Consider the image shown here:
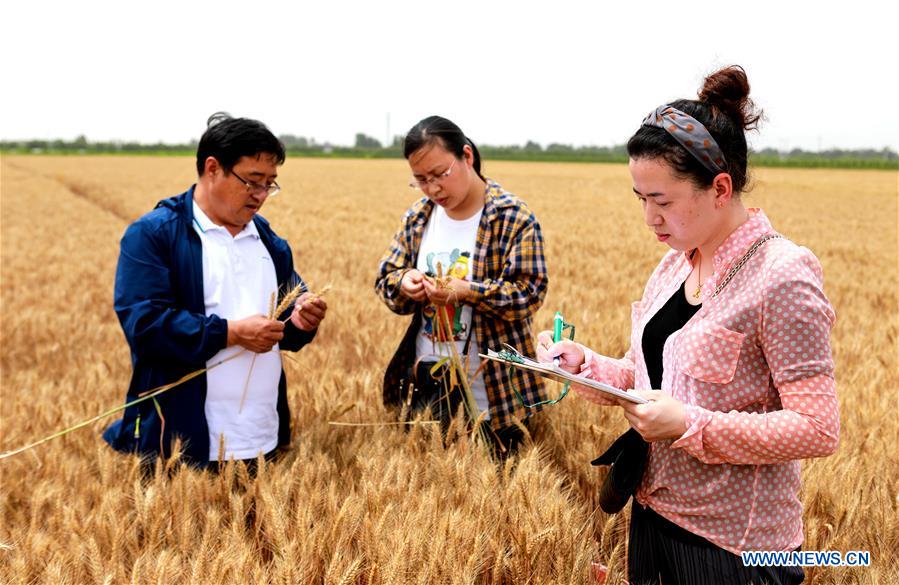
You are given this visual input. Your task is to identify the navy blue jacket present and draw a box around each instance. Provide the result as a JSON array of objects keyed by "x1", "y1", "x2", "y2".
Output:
[{"x1": 103, "y1": 186, "x2": 316, "y2": 465}]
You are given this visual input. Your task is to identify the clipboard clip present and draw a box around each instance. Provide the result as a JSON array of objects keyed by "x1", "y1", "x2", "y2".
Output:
[
  {"x1": 499, "y1": 343, "x2": 526, "y2": 364},
  {"x1": 507, "y1": 318, "x2": 577, "y2": 409}
]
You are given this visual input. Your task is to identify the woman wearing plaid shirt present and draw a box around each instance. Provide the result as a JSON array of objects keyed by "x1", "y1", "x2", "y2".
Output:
[
  {"x1": 375, "y1": 115, "x2": 548, "y2": 456},
  {"x1": 539, "y1": 67, "x2": 838, "y2": 584}
]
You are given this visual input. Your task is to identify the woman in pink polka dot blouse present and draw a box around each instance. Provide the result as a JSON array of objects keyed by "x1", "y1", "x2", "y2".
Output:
[{"x1": 538, "y1": 66, "x2": 838, "y2": 585}]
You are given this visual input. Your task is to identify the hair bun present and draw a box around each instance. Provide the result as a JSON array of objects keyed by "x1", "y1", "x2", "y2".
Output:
[
  {"x1": 206, "y1": 111, "x2": 233, "y2": 128},
  {"x1": 699, "y1": 66, "x2": 761, "y2": 131}
]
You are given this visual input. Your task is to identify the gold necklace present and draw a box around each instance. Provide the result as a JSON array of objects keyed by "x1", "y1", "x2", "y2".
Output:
[{"x1": 693, "y1": 252, "x2": 703, "y2": 299}]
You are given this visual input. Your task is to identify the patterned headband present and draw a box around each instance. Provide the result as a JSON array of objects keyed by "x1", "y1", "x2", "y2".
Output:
[{"x1": 641, "y1": 105, "x2": 727, "y2": 174}]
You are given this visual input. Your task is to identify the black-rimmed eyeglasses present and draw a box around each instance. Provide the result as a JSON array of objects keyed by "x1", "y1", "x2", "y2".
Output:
[{"x1": 231, "y1": 170, "x2": 281, "y2": 197}]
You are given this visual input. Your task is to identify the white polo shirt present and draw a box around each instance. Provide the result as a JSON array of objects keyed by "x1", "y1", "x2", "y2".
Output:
[{"x1": 192, "y1": 201, "x2": 282, "y2": 461}]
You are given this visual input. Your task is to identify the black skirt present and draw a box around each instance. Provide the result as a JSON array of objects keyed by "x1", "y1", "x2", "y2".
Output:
[{"x1": 628, "y1": 503, "x2": 805, "y2": 585}]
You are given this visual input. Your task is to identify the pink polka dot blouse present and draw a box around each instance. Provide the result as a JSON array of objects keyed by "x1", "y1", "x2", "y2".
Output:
[{"x1": 579, "y1": 208, "x2": 839, "y2": 554}]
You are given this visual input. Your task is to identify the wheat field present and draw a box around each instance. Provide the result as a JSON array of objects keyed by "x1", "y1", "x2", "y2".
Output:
[{"x1": 0, "y1": 155, "x2": 896, "y2": 584}]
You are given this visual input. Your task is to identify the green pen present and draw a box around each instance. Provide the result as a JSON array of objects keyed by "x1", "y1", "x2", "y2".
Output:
[{"x1": 553, "y1": 311, "x2": 564, "y2": 368}]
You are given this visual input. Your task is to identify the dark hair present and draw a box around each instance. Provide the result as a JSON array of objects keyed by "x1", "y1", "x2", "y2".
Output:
[
  {"x1": 627, "y1": 66, "x2": 762, "y2": 193},
  {"x1": 403, "y1": 115, "x2": 485, "y2": 181},
  {"x1": 195, "y1": 112, "x2": 286, "y2": 176}
]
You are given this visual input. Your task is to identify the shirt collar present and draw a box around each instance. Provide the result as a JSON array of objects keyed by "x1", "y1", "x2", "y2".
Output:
[
  {"x1": 192, "y1": 200, "x2": 260, "y2": 240},
  {"x1": 482, "y1": 178, "x2": 515, "y2": 222},
  {"x1": 708, "y1": 208, "x2": 776, "y2": 271},
  {"x1": 680, "y1": 208, "x2": 776, "y2": 303}
]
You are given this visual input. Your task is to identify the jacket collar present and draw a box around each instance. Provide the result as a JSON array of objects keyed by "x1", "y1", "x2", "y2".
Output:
[{"x1": 185, "y1": 184, "x2": 197, "y2": 226}]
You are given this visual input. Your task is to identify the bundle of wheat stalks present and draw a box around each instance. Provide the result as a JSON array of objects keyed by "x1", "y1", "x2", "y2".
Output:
[{"x1": 1, "y1": 157, "x2": 896, "y2": 584}]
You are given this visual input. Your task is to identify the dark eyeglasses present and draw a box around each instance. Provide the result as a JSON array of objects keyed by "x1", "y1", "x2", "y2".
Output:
[{"x1": 230, "y1": 170, "x2": 281, "y2": 197}]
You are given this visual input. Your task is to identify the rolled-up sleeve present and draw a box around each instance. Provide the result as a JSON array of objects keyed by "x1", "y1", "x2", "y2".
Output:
[
  {"x1": 671, "y1": 250, "x2": 839, "y2": 465},
  {"x1": 577, "y1": 345, "x2": 636, "y2": 393}
]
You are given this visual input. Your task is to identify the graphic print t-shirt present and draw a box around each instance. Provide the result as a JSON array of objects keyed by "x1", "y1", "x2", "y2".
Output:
[{"x1": 414, "y1": 205, "x2": 489, "y2": 419}]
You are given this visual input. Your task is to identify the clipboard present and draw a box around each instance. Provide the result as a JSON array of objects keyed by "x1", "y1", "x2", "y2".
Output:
[{"x1": 480, "y1": 349, "x2": 649, "y2": 405}]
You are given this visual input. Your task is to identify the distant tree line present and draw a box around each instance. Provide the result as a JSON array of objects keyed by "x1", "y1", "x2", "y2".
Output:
[{"x1": 2, "y1": 133, "x2": 896, "y2": 170}]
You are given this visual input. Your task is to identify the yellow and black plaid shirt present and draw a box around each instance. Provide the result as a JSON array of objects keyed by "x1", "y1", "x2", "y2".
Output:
[{"x1": 375, "y1": 180, "x2": 548, "y2": 429}]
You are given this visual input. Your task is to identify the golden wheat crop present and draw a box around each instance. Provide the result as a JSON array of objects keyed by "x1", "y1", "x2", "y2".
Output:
[{"x1": 1, "y1": 155, "x2": 896, "y2": 584}]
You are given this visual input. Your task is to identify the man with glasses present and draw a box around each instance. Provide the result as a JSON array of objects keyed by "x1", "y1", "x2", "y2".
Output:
[{"x1": 103, "y1": 113, "x2": 327, "y2": 469}]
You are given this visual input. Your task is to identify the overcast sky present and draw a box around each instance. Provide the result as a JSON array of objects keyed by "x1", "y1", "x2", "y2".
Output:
[{"x1": 2, "y1": 0, "x2": 897, "y2": 151}]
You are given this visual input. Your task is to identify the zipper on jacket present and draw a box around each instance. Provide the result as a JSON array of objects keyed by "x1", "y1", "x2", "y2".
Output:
[{"x1": 134, "y1": 415, "x2": 141, "y2": 439}]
